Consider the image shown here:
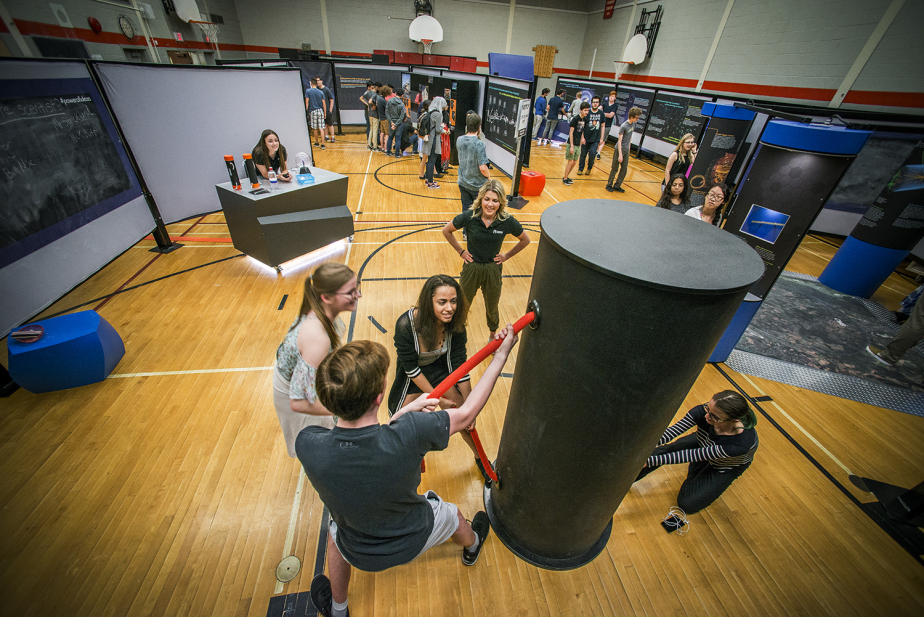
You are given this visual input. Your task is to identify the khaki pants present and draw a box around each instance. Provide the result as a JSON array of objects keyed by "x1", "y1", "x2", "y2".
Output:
[
  {"x1": 368, "y1": 117, "x2": 380, "y2": 148},
  {"x1": 882, "y1": 296, "x2": 924, "y2": 363},
  {"x1": 460, "y1": 261, "x2": 503, "y2": 332}
]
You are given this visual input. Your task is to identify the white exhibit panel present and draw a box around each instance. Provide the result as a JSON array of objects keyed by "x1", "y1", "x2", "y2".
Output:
[
  {"x1": 483, "y1": 76, "x2": 531, "y2": 179},
  {"x1": 640, "y1": 90, "x2": 713, "y2": 158},
  {"x1": 94, "y1": 63, "x2": 314, "y2": 223},
  {"x1": 0, "y1": 59, "x2": 153, "y2": 336}
]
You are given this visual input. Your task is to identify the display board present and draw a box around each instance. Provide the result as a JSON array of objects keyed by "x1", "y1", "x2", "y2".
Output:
[
  {"x1": 640, "y1": 91, "x2": 711, "y2": 157},
  {"x1": 0, "y1": 71, "x2": 139, "y2": 268},
  {"x1": 612, "y1": 85, "x2": 654, "y2": 146},
  {"x1": 723, "y1": 144, "x2": 853, "y2": 299},
  {"x1": 483, "y1": 76, "x2": 530, "y2": 178},
  {"x1": 333, "y1": 64, "x2": 408, "y2": 124},
  {"x1": 289, "y1": 60, "x2": 334, "y2": 99},
  {"x1": 484, "y1": 79, "x2": 529, "y2": 155},
  {"x1": 686, "y1": 112, "x2": 754, "y2": 207},
  {"x1": 554, "y1": 76, "x2": 614, "y2": 107}
]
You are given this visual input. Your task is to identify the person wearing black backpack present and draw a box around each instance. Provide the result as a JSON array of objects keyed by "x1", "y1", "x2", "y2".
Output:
[{"x1": 417, "y1": 100, "x2": 431, "y2": 181}]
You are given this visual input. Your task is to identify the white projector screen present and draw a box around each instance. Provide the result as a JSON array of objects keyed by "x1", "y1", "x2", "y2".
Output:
[{"x1": 95, "y1": 63, "x2": 314, "y2": 223}]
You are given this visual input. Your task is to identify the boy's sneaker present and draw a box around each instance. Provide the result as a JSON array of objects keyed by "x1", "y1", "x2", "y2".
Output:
[
  {"x1": 562, "y1": 178, "x2": 573, "y2": 185},
  {"x1": 320, "y1": 144, "x2": 326, "y2": 150},
  {"x1": 427, "y1": 182, "x2": 441, "y2": 189},
  {"x1": 613, "y1": 185, "x2": 625, "y2": 192},
  {"x1": 310, "y1": 574, "x2": 333, "y2": 616},
  {"x1": 462, "y1": 512, "x2": 491, "y2": 566},
  {"x1": 866, "y1": 345, "x2": 896, "y2": 365},
  {"x1": 577, "y1": 169, "x2": 584, "y2": 176},
  {"x1": 605, "y1": 184, "x2": 616, "y2": 192}
]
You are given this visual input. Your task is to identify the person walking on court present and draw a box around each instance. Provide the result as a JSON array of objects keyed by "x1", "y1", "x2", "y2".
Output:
[
  {"x1": 577, "y1": 96, "x2": 604, "y2": 177},
  {"x1": 456, "y1": 112, "x2": 490, "y2": 212},
  {"x1": 606, "y1": 106, "x2": 642, "y2": 192},
  {"x1": 441, "y1": 179, "x2": 530, "y2": 341},
  {"x1": 540, "y1": 89, "x2": 567, "y2": 145},
  {"x1": 635, "y1": 391, "x2": 758, "y2": 514},
  {"x1": 361, "y1": 81, "x2": 377, "y2": 148},
  {"x1": 563, "y1": 102, "x2": 589, "y2": 185},
  {"x1": 532, "y1": 88, "x2": 549, "y2": 140},
  {"x1": 867, "y1": 295, "x2": 924, "y2": 366}
]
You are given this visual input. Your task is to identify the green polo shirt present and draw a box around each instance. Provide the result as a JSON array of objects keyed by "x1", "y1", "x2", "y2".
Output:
[{"x1": 452, "y1": 212, "x2": 524, "y2": 264}]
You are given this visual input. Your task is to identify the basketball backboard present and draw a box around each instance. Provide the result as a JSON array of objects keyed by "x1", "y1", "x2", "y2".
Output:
[
  {"x1": 623, "y1": 34, "x2": 647, "y2": 65},
  {"x1": 409, "y1": 15, "x2": 443, "y2": 44},
  {"x1": 173, "y1": 0, "x2": 203, "y2": 23}
]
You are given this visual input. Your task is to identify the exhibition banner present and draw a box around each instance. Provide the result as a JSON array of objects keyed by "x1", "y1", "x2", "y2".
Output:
[
  {"x1": 485, "y1": 80, "x2": 529, "y2": 154},
  {"x1": 641, "y1": 91, "x2": 710, "y2": 157},
  {"x1": 849, "y1": 141, "x2": 924, "y2": 250},
  {"x1": 723, "y1": 144, "x2": 852, "y2": 299},
  {"x1": 334, "y1": 65, "x2": 405, "y2": 111},
  {"x1": 687, "y1": 115, "x2": 753, "y2": 206},
  {"x1": 613, "y1": 85, "x2": 653, "y2": 144}
]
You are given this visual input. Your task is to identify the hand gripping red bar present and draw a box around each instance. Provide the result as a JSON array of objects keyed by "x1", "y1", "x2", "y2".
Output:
[{"x1": 423, "y1": 303, "x2": 539, "y2": 486}]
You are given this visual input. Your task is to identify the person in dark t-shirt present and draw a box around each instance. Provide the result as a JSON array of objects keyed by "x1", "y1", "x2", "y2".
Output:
[
  {"x1": 251, "y1": 129, "x2": 292, "y2": 181},
  {"x1": 599, "y1": 90, "x2": 618, "y2": 161},
  {"x1": 540, "y1": 88, "x2": 567, "y2": 145},
  {"x1": 578, "y1": 96, "x2": 605, "y2": 176},
  {"x1": 297, "y1": 330, "x2": 519, "y2": 617},
  {"x1": 562, "y1": 102, "x2": 589, "y2": 185}
]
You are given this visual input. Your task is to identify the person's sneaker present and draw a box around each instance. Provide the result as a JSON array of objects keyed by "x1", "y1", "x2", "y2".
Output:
[
  {"x1": 577, "y1": 169, "x2": 584, "y2": 176},
  {"x1": 427, "y1": 182, "x2": 441, "y2": 189},
  {"x1": 462, "y1": 512, "x2": 491, "y2": 566},
  {"x1": 563, "y1": 178, "x2": 573, "y2": 185},
  {"x1": 613, "y1": 185, "x2": 625, "y2": 192},
  {"x1": 310, "y1": 574, "x2": 333, "y2": 617},
  {"x1": 434, "y1": 172, "x2": 446, "y2": 179},
  {"x1": 895, "y1": 311, "x2": 909, "y2": 324},
  {"x1": 320, "y1": 144, "x2": 326, "y2": 150},
  {"x1": 596, "y1": 153, "x2": 601, "y2": 159},
  {"x1": 866, "y1": 345, "x2": 896, "y2": 365},
  {"x1": 605, "y1": 184, "x2": 616, "y2": 192},
  {"x1": 474, "y1": 457, "x2": 492, "y2": 484},
  {"x1": 314, "y1": 143, "x2": 320, "y2": 147}
]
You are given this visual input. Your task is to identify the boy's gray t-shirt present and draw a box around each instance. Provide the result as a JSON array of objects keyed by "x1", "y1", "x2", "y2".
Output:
[
  {"x1": 618, "y1": 120, "x2": 635, "y2": 153},
  {"x1": 456, "y1": 135, "x2": 489, "y2": 192}
]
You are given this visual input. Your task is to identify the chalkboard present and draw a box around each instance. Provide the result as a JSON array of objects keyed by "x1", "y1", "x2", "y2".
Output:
[
  {"x1": 643, "y1": 91, "x2": 709, "y2": 152},
  {"x1": 0, "y1": 93, "x2": 132, "y2": 252},
  {"x1": 484, "y1": 80, "x2": 528, "y2": 155}
]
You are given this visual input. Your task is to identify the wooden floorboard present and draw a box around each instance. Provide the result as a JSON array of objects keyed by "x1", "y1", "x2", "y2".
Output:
[{"x1": 1, "y1": 128, "x2": 922, "y2": 617}]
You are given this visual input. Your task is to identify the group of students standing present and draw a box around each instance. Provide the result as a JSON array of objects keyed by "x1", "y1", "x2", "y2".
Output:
[{"x1": 359, "y1": 81, "x2": 453, "y2": 189}]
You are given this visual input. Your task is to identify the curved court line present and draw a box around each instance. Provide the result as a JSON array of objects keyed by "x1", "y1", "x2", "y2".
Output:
[{"x1": 373, "y1": 159, "x2": 460, "y2": 201}]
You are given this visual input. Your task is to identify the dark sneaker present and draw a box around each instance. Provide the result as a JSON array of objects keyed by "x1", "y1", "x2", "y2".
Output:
[
  {"x1": 474, "y1": 457, "x2": 492, "y2": 484},
  {"x1": 310, "y1": 574, "x2": 333, "y2": 617},
  {"x1": 320, "y1": 144, "x2": 326, "y2": 150},
  {"x1": 866, "y1": 345, "x2": 896, "y2": 365},
  {"x1": 563, "y1": 178, "x2": 573, "y2": 185},
  {"x1": 613, "y1": 186, "x2": 625, "y2": 192},
  {"x1": 462, "y1": 512, "x2": 490, "y2": 566},
  {"x1": 434, "y1": 172, "x2": 446, "y2": 178},
  {"x1": 605, "y1": 184, "x2": 616, "y2": 192}
]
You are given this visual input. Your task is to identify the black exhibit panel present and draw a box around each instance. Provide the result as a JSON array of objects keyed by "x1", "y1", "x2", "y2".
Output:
[
  {"x1": 216, "y1": 168, "x2": 353, "y2": 268},
  {"x1": 484, "y1": 80, "x2": 528, "y2": 155},
  {"x1": 640, "y1": 91, "x2": 711, "y2": 158},
  {"x1": 334, "y1": 64, "x2": 408, "y2": 125},
  {"x1": 612, "y1": 84, "x2": 654, "y2": 145},
  {"x1": 486, "y1": 201, "x2": 764, "y2": 570},
  {"x1": 554, "y1": 76, "x2": 613, "y2": 106}
]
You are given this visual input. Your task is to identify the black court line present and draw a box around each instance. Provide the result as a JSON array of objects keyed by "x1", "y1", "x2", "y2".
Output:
[
  {"x1": 367, "y1": 315, "x2": 387, "y2": 333},
  {"x1": 373, "y1": 159, "x2": 460, "y2": 201},
  {"x1": 713, "y1": 363, "x2": 924, "y2": 567},
  {"x1": 277, "y1": 295, "x2": 288, "y2": 311},
  {"x1": 36, "y1": 254, "x2": 246, "y2": 321}
]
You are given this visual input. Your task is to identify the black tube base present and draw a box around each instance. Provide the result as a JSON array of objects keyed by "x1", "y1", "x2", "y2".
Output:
[{"x1": 484, "y1": 482, "x2": 611, "y2": 571}]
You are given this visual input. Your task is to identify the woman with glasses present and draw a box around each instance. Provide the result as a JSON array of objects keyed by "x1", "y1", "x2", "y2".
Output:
[
  {"x1": 634, "y1": 391, "x2": 758, "y2": 514},
  {"x1": 387, "y1": 274, "x2": 490, "y2": 481},
  {"x1": 271, "y1": 263, "x2": 361, "y2": 457},
  {"x1": 686, "y1": 183, "x2": 729, "y2": 226}
]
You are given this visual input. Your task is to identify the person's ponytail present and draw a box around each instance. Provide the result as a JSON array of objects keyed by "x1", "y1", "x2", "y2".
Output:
[{"x1": 295, "y1": 263, "x2": 355, "y2": 349}]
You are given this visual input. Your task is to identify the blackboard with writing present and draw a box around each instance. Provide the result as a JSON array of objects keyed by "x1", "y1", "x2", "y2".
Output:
[{"x1": 0, "y1": 93, "x2": 132, "y2": 255}]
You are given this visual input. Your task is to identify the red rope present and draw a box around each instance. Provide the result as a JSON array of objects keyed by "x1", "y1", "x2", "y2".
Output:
[{"x1": 421, "y1": 310, "x2": 536, "y2": 483}]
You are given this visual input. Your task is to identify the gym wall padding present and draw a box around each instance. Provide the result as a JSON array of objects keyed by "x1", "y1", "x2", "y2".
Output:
[
  {"x1": 0, "y1": 59, "x2": 153, "y2": 337},
  {"x1": 94, "y1": 63, "x2": 314, "y2": 224}
]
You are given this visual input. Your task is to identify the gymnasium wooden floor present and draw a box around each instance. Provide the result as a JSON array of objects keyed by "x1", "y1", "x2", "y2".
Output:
[{"x1": 2, "y1": 128, "x2": 923, "y2": 617}]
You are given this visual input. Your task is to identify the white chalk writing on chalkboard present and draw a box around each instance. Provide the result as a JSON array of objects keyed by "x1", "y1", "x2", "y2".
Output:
[{"x1": 0, "y1": 93, "x2": 132, "y2": 252}]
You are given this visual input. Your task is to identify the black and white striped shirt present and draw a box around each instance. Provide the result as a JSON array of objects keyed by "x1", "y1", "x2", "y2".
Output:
[{"x1": 647, "y1": 405, "x2": 758, "y2": 471}]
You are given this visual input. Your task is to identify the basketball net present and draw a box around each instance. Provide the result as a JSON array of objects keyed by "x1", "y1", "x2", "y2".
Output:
[
  {"x1": 191, "y1": 20, "x2": 220, "y2": 50},
  {"x1": 422, "y1": 39, "x2": 433, "y2": 54},
  {"x1": 614, "y1": 61, "x2": 632, "y2": 80}
]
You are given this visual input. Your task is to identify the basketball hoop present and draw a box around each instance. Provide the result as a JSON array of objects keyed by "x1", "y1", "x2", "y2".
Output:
[
  {"x1": 410, "y1": 15, "x2": 442, "y2": 55},
  {"x1": 190, "y1": 19, "x2": 220, "y2": 49},
  {"x1": 421, "y1": 39, "x2": 433, "y2": 54}
]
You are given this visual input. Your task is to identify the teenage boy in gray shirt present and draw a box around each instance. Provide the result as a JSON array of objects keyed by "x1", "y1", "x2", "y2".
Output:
[
  {"x1": 456, "y1": 112, "x2": 490, "y2": 212},
  {"x1": 606, "y1": 106, "x2": 642, "y2": 193}
]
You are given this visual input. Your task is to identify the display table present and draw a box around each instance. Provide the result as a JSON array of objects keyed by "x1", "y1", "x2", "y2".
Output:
[{"x1": 215, "y1": 167, "x2": 353, "y2": 268}]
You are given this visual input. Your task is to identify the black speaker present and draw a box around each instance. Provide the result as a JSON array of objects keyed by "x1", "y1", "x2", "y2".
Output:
[{"x1": 372, "y1": 54, "x2": 391, "y2": 65}]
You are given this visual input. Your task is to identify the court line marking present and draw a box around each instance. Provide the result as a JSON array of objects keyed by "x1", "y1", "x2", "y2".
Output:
[
  {"x1": 108, "y1": 366, "x2": 272, "y2": 378},
  {"x1": 348, "y1": 150, "x2": 375, "y2": 266},
  {"x1": 737, "y1": 372, "x2": 854, "y2": 476},
  {"x1": 275, "y1": 471, "x2": 306, "y2": 594}
]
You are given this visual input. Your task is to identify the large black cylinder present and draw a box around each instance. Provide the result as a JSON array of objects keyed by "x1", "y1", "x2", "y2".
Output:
[{"x1": 486, "y1": 200, "x2": 764, "y2": 570}]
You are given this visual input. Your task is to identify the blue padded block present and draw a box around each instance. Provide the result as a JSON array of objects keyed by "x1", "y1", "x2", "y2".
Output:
[
  {"x1": 761, "y1": 120, "x2": 870, "y2": 155},
  {"x1": 819, "y1": 235, "x2": 910, "y2": 298},
  {"x1": 701, "y1": 102, "x2": 756, "y2": 121},
  {"x1": 8, "y1": 310, "x2": 125, "y2": 393},
  {"x1": 709, "y1": 298, "x2": 762, "y2": 363}
]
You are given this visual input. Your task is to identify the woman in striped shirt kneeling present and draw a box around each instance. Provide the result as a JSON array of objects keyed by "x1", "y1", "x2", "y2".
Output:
[{"x1": 635, "y1": 391, "x2": 758, "y2": 514}]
